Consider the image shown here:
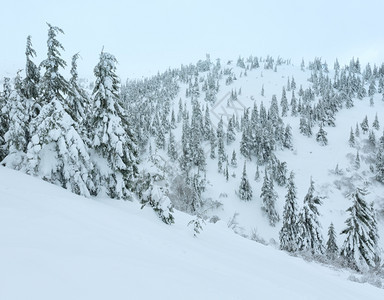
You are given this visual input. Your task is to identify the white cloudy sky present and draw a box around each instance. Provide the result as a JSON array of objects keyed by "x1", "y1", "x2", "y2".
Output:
[{"x1": 1, "y1": 0, "x2": 383, "y2": 79}]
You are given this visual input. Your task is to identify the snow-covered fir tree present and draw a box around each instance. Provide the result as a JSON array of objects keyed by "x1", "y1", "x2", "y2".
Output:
[
  {"x1": 354, "y1": 151, "x2": 360, "y2": 170},
  {"x1": 326, "y1": 222, "x2": 339, "y2": 260},
  {"x1": 360, "y1": 115, "x2": 369, "y2": 134},
  {"x1": 254, "y1": 165, "x2": 260, "y2": 181},
  {"x1": 316, "y1": 124, "x2": 328, "y2": 146},
  {"x1": 280, "y1": 87, "x2": 289, "y2": 117},
  {"x1": 67, "y1": 53, "x2": 90, "y2": 127},
  {"x1": 238, "y1": 162, "x2": 252, "y2": 201},
  {"x1": 260, "y1": 170, "x2": 280, "y2": 226},
  {"x1": 372, "y1": 113, "x2": 380, "y2": 131},
  {"x1": 217, "y1": 117, "x2": 226, "y2": 164},
  {"x1": 230, "y1": 149, "x2": 237, "y2": 167},
  {"x1": 90, "y1": 51, "x2": 138, "y2": 199},
  {"x1": 167, "y1": 130, "x2": 178, "y2": 161},
  {"x1": 22, "y1": 24, "x2": 94, "y2": 197},
  {"x1": 376, "y1": 148, "x2": 384, "y2": 183},
  {"x1": 2, "y1": 74, "x2": 29, "y2": 169},
  {"x1": 280, "y1": 172, "x2": 300, "y2": 252},
  {"x1": 39, "y1": 23, "x2": 71, "y2": 104},
  {"x1": 0, "y1": 78, "x2": 11, "y2": 160},
  {"x1": 283, "y1": 124, "x2": 293, "y2": 149},
  {"x1": 355, "y1": 122, "x2": 360, "y2": 137},
  {"x1": 368, "y1": 130, "x2": 376, "y2": 148},
  {"x1": 340, "y1": 187, "x2": 380, "y2": 271},
  {"x1": 226, "y1": 116, "x2": 236, "y2": 144},
  {"x1": 23, "y1": 35, "x2": 40, "y2": 101},
  {"x1": 349, "y1": 127, "x2": 355, "y2": 147},
  {"x1": 297, "y1": 178, "x2": 324, "y2": 255},
  {"x1": 22, "y1": 35, "x2": 40, "y2": 119},
  {"x1": 25, "y1": 98, "x2": 94, "y2": 197},
  {"x1": 209, "y1": 127, "x2": 216, "y2": 160}
]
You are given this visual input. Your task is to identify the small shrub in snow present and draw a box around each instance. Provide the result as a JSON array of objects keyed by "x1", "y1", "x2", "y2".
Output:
[
  {"x1": 188, "y1": 214, "x2": 205, "y2": 237},
  {"x1": 141, "y1": 185, "x2": 175, "y2": 225},
  {"x1": 250, "y1": 228, "x2": 268, "y2": 245}
]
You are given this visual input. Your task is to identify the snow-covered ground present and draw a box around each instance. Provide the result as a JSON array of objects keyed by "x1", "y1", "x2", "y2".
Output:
[
  {"x1": 161, "y1": 62, "x2": 384, "y2": 249},
  {"x1": 1, "y1": 166, "x2": 383, "y2": 300}
]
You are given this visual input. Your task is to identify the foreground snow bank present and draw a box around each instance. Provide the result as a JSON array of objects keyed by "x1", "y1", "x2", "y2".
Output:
[{"x1": 0, "y1": 167, "x2": 382, "y2": 300}]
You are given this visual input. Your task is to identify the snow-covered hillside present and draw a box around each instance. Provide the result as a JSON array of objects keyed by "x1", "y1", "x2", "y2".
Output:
[
  {"x1": 2, "y1": 24, "x2": 384, "y2": 298},
  {"x1": 1, "y1": 166, "x2": 383, "y2": 300},
  {"x1": 124, "y1": 56, "x2": 384, "y2": 260}
]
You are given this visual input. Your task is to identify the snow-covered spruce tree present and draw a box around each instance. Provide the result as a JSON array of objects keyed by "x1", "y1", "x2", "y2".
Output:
[
  {"x1": 316, "y1": 124, "x2": 328, "y2": 146},
  {"x1": 225, "y1": 163, "x2": 229, "y2": 181},
  {"x1": 188, "y1": 172, "x2": 205, "y2": 213},
  {"x1": 326, "y1": 222, "x2": 339, "y2": 260},
  {"x1": 269, "y1": 95, "x2": 281, "y2": 127},
  {"x1": 354, "y1": 151, "x2": 360, "y2": 170},
  {"x1": 136, "y1": 155, "x2": 175, "y2": 225},
  {"x1": 360, "y1": 115, "x2": 369, "y2": 134},
  {"x1": 217, "y1": 117, "x2": 226, "y2": 164},
  {"x1": 189, "y1": 100, "x2": 205, "y2": 171},
  {"x1": 240, "y1": 125, "x2": 251, "y2": 159},
  {"x1": 291, "y1": 91, "x2": 298, "y2": 116},
  {"x1": 209, "y1": 127, "x2": 216, "y2": 159},
  {"x1": 17, "y1": 36, "x2": 41, "y2": 152},
  {"x1": 22, "y1": 35, "x2": 40, "y2": 120},
  {"x1": 238, "y1": 162, "x2": 252, "y2": 201},
  {"x1": 23, "y1": 35, "x2": 39, "y2": 101},
  {"x1": 14, "y1": 25, "x2": 91, "y2": 197},
  {"x1": 274, "y1": 160, "x2": 287, "y2": 187},
  {"x1": 169, "y1": 109, "x2": 176, "y2": 129},
  {"x1": 368, "y1": 130, "x2": 376, "y2": 148},
  {"x1": 297, "y1": 178, "x2": 324, "y2": 255},
  {"x1": 67, "y1": 53, "x2": 91, "y2": 127},
  {"x1": 368, "y1": 80, "x2": 377, "y2": 97},
  {"x1": 0, "y1": 78, "x2": 11, "y2": 160},
  {"x1": 167, "y1": 130, "x2": 178, "y2": 161},
  {"x1": 180, "y1": 113, "x2": 192, "y2": 172},
  {"x1": 260, "y1": 170, "x2": 280, "y2": 226},
  {"x1": 372, "y1": 113, "x2": 380, "y2": 131},
  {"x1": 39, "y1": 23, "x2": 71, "y2": 105},
  {"x1": 90, "y1": 51, "x2": 138, "y2": 199},
  {"x1": 254, "y1": 165, "x2": 260, "y2": 181},
  {"x1": 376, "y1": 148, "x2": 384, "y2": 183},
  {"x1": 368, "y1": 202, "x2": 380, "y2": 264},
  {"x1": 283, "y1": 124, "x2": 293, "y2": 150},
  {"x1": 355, "y1": 122, "x2": 360, "y2": 137},
  {"x1": 2, "y1": 73, "x2": 29, "y2": 169},
  {"x1": 280, "y1": 87, "x2": 289, "y2": 117},
  {"x1": 349, "y1": 127, "x2": 355, "y2": 147},
  {"x1": 340, "y1": 187, "x2": 379, "y2": 271},
  {"x1": 230, "y1": 149, "x2": 237, "y2": 167},
  {"x1": 226, "y1": 116, "x2": 236, "y2": 144},
  {"x1": 279, "y1": 172, "x2": 300, "y2": 252},
  {"x1": 203, "y1": 104, "x2": 211, "y2": 140},
  {"x1": 155, "y1": 121, "x2": 166, "y2": 150},
  {"x1": 25, "y1": 99, "x2": 93, "y2": 197},
  {"x1": 299, "y1": 116, "x2": 312, "y2": 137}
]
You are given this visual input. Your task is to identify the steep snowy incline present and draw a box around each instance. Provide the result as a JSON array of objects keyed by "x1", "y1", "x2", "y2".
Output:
[{"x1": 0, "y1": 166, "x2": 383, "y2": 300}]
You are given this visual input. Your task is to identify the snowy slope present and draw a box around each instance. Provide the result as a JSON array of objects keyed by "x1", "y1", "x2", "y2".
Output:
[
  {"x1": 161, "y1": 61, "x2": 384, "y2": 249},
  {"x1": 1, "y1": 166, "x2": 383, "y2": 300}
]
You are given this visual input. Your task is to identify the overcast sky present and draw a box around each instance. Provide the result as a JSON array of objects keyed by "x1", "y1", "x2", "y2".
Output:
[{"x1": 1, "y1": 0, "x2": 383, "y2": 80}]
